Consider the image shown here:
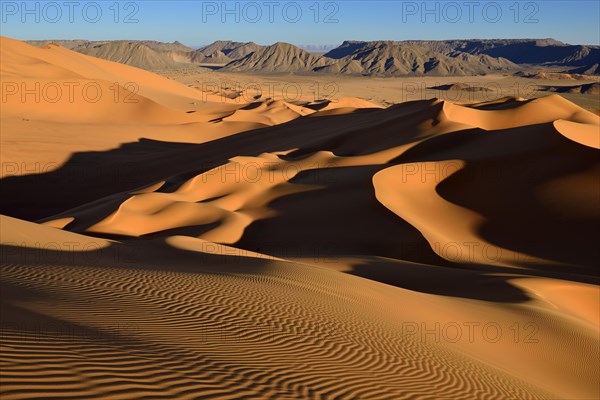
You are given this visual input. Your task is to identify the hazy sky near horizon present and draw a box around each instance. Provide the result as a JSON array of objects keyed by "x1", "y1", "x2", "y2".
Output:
[{"x1": 1, "y1": 1, "x2": 598, "y2": 47}]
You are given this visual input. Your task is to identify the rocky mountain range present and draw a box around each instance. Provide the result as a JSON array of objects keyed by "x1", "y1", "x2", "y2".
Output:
[{"x1": 27, "y1": 38, "x2": 599, "y2": 76}]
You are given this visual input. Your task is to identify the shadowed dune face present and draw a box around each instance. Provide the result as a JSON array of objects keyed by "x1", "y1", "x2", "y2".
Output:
[
  {"x1": 1, "y1": 217, "x2": 599, "y2": 399},
  {"x1": 1, "y1": 38, "x2": 599, "y2": 399},
  {"x1": 17, "y1": 93, "x2": 598, "y2": 272},
  {"x1": 0, "y1": 37, "x2": 377, "y2": 219},
  {"x1": 0, "y1": 250, "x2": 555, "y2": 400}
]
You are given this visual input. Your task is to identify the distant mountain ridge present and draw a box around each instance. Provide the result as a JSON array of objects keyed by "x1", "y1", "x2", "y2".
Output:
[
  {"x1": 25, "y1": 38, "x2": 599, "y2": 75},
  {"x1": 196, "y1": 40, "x2": 263, "y2": 62},
  {"x1": 26, "y1": 39, "x2": 264, "y2": 69},
  {"x1": 221, "y1": 42, "x2": 331, "y2": 73},
  {"x1": 325, "y1": 39, "x2": 599, "y2": 67},
  {"x1": 318, "y1": 41, "x2": 518, "y2": 76}
]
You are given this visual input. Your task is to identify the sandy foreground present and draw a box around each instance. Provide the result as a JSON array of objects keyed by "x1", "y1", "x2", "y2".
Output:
[{"x1": 1, "y1": 37, "x2": 599, "y2": 399}]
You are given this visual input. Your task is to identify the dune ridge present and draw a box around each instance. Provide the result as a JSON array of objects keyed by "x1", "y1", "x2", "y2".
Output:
[
  {"x1": 0, "y1": 37, "x2": 369, "y2": 183},
  {"x1": 37, "y1": 94, "x2": 600, "y2": 272},
  {"x1": 1, "y1": 37, "x2": 599, "y2": 399}
]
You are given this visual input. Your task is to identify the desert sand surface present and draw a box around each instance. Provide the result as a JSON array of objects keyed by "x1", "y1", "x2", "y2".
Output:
[
  {"x1": 164, "y1": 68, "x2": 600, "y2": 111},
  {"x1": 1, "y1": 37, "x2": 599, "y2": 399}
]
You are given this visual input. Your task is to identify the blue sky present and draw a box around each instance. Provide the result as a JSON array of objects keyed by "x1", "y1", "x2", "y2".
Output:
[{"x1": 1, "y1": 1, "x2": 598, "y2": 47}]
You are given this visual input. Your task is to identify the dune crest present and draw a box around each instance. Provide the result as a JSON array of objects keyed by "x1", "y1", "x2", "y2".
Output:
[
  {"x1": 38, "y1": 93, "x2": 599, "y2": 273},
  {"x1": 0, "y1": 37, "x2": 370, "y2": 180},
  {"x1": 553, "y1": 119, "x2": 600, "y2": 148},
  {"x1": 1, "y1": 37, "x2": 599, "y2": 400}
]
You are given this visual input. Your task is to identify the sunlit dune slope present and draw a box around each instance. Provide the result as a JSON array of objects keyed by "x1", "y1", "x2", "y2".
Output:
[
  {"x1": 40, "y1": 94, "x2": 600, "y2": 271},
  {"x1": 1, "y1": 36, "x2": 599, "y2": 400},
  {"x1": 1, "y1": 37, "x2": 362, "y2": 179},
  {"x1": 2, "y1": 216, "x2": 599, "y2": 399}
]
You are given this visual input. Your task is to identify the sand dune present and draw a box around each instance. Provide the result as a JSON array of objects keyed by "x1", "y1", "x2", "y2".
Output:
[
  {"x1": 37, "y1": 94, "x2": 599, "y2": 271},
  {"x1": 1, "y1": 37, "x2": 599, "y2": 399},
  {"x1": 0, "y1": 37, "x2": 358, "y2": 184},
  {"x1": 3, "y1": 216, "x2": 599, "y2": 399}
]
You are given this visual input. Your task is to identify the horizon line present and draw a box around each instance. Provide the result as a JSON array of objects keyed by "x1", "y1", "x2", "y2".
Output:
[{"x1": 9, "y1": 36, "x2": 600, "y2": 48}]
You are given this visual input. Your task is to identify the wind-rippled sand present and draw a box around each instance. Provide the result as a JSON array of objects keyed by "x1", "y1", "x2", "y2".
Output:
[{"x1": 1, "y1": 37, "x2": 598, "y2": 399}]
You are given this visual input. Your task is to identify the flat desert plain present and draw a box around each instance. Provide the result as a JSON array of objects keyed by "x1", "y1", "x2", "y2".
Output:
[
  {"x1": 1, "y1": 37, "x2": 599, "y2": 399},
  {"x1": 163, "y1": 68, "x2": 600, "y2": 112}
]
